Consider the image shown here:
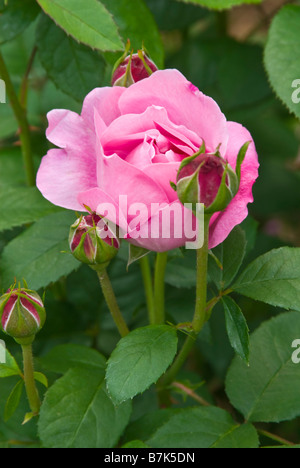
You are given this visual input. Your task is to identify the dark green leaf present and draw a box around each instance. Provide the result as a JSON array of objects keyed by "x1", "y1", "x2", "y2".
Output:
[
  {"x1": 106, "y1": 325, "x2": 178, "y2": 404},
  {"x1": 0, "y1": 211, "x2": 80, "y2": 290},
  {"x1": 36, "y1": 0, "x2": 123, "y2": 52},
  {"x1": 226, "y1": 311, "x2": 300, "y2": 422},
  {"x1": 208, "y1": 226, "x2": 246, "y2": 290},
  {"x1": 4, "y1": 380, "x2": 24, "y2": 422},
  {"x1": 222, "y1": 296, "x2": 249, "y2": 363},
  {"x1": 38, "y1": 367, "x2": 132, "y2": 448},
  {"x1": 0, "y1": 186, "x2": 61, "y2": 233},
  {"x1": 0, "y1": 0, "x2": 39, "y2": 44},
  {"x1": 147, "y1": 406, "x2": 259, "y2": 448},
  {"x1": 39, "y1": 344, "x2": 106, "y2": 375},
  {"x1": 36, "y1": 15, "x2": 107, "y2": 102}
]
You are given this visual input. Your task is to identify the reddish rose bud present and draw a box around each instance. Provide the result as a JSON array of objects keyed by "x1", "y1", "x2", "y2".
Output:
[
  {"x1": 176, "y1": 143, "x2": 240, "y2": 214},
  {"x1": 69, "y1": 213, "x2": 119, "y2": 268},
  {"x1": 0, "y1": 287, "x2": 46, "y2": 344},
  {"x1": 112, "y1": 49, "x2": 158, "y2": 87}
]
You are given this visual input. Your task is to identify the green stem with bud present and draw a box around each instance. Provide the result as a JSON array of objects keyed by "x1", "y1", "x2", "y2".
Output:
[
  {"x1": 153, "y1": 252, "x2": 168, "y2": 324},
  {"x1": 139, "y1": 256, "x2": 156, "y2": 325},
  {"x1": 159, "y1": 215, "x2": 211, "y2": 390},
  {"x1": 21, "y1": 343, "x2": 40, "y2": 416},
  {"x1": 95, "y1": 267, "x2": 129, "y2": 337}
]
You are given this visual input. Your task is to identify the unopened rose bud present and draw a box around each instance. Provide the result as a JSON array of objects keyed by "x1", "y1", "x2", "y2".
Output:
[
  {"x1": 176, "y1": 143, "x2": 241, "y2": 214},
  {"x1": 69, "y1": 213, "x2": 119, "y2": 268},
  {"x1": 0, "y1": 287, "x2": 46, "y2": 344},
  {"x1": 112, "y1": 49, "x2": 158, "y2": 87}
]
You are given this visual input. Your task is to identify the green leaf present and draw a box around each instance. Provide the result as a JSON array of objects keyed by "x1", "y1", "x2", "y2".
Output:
[
  {"x1": 208, "y1": 226, "x2": 246, "y2": 290},
  {"x1": 226, "y1": 311, "x2": 300, "y2": 422},
  {"x1": 36, "y1": 0, "x2": 123, "y2": 52},
  {"x1": 38, "y1": 367, "x2": 132, "y2": 448},
  {"x1": 0, "y1": 211, "x2": 80, "y2": 290},
  {"x1": 0, "y1": 345, "x2": 22, "y2": 378},
  {"x1": 222, "y1": 296, "x2": 249, "y2": 363},
  {"x1": 0, "y1": 0, "x2": 39, "y2": 44},
  {"x1": 33, "y1": 372, "x2": 48, "y2": 388},
  {"x1": 4, "y1": 380, "x2": 24, "y2": 422},
  {"x1": 0, "y1": 148, "x2": 26, "y2": 188},
  {"x1": 232, "y1": 247, "x2": 300, "y2": 311},
  {"x1": 128, "y1": 244, "x2": 150, "y2": 267},
  {"x1": 39, "y1": 344, "x2": 106, "y2": 375},
  {"x1": 0, "y1": 186, "x2": 61, "y2": 233},
  {"x1": 147, "y1": 407, "x2": 259, "y2": 448},
  {"x1": 36, "y1": 14, "x2": 107, "y2": 102},
  {"x1": 106, "y1": 325, "x2": 178, "y2": 404},
  {"x1": 122, "y1": 440, "x2": 150, "y2": 448},
  {"x1": 101, "y1": 0, "x2": 164, "y2": 68},
  {"x1": 145, "y1": 0, "x2": 208, "y2": 31},
  {"x1": 176, "y1": 0, "x2": 261, "y2": 10},
  {"x1": 264, "y1": 5, "x2": 300, "y2": 119}
]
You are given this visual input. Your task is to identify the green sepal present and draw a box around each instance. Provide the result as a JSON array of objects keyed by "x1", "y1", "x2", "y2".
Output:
[
  {"x1": 235, "y1": 141, "x2": 251, "y2": 183},
  {"x1": 177, "y1": 141, "x2": 206, "y2": 176},
  {"x1": 204, "y1": 163, "x2": 238, "y2": 214}
]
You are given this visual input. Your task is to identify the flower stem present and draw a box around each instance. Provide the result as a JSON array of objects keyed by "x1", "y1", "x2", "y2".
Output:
[
  {"x1": 95, "y1": 267, "x2": 129, "y2": 337},
  {"x1": 0, "y1": 51, "x2": 35, "y2": 186},
  {"x1": 160, "y1": 215, "x2": 210, "y2": 388},
  {"x1": 139, "y1": 255, "x2": 155, "y2": 325},
  {"x1": 153, "y1": 252, "x2": 168, "y2": 324},
  {"x1": 21, "y1": 344, "x2": 40, "y2": 415}
]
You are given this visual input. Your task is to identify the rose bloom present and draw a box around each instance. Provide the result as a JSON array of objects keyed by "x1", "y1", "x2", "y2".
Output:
[{"x1": 37, "y1": 70, "x2": 259, "y2": 252}]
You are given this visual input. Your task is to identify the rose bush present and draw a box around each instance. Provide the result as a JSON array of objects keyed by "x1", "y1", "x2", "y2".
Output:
[{"x1": 36, "y1": 69, "x2": 259, "y2": 252}]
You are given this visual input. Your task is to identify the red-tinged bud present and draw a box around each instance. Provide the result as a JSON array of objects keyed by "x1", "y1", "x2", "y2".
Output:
[
  {"x1": 176, "y1": 142, "x2": 240, "y2": 214},
  {"x1": 69, "y1": 213, "x2": 119, "y2": 268},
  {"x1": 112, "y1": 49, "x2": 158, "y2": 87},
  {"x1": 0, "y1": 287, "x2": 46, "y2": 345}
]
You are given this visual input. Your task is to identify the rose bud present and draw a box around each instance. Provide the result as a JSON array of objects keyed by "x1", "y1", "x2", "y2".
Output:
[
  {"x1": 112, "y1": 47, "x2": 158, "y2": 87},
  {"x1": 176, "y1": 142, "x2": 249, "y2": 215},
  {"x1": 69, "y1": 213, "x2": 119, "y2": 268},
  {"x1": 0, "y1": 287, "x2": 46, "y2": 345}
]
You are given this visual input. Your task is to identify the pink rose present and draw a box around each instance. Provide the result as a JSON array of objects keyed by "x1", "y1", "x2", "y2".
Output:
[{"x1": 36, "y1": 69, "x2": 259, "y2": 252}]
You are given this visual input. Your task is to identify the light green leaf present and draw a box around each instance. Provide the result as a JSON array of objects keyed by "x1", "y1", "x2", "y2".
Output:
[
  {"x1": 128, "y1": 244, "x2": 150, "y2": 267},
  {"x1": 147, "y1": 406, "x2": 259, "y2": 448},
  {"x1": 39, "y1": 344, "x2": 106, "y2": 375},
  {"x1": 38, "y1": 367, "x2": 132, "y2": 448},
  {"x1": 232, "y1": 247, "x2": 300, "y2": 311},
  {"x1": 176, "y1": 0, "x2": 261, "y2": 10},
  {"x1": 36, "y1": 0, "x2": 123, "y2": 52},
  {"x1": 34, "y1": 372, "x2": 48, "y2": 388},
  {"x1": 4, "y1": 380, "x2": 24, "y2": 422},
  {"x1": 0, "y1": 345, "x2": 22, "y2": 378},
  {"x1": 122, "y1": 440, "x2": 150, "y2": 448},
  {"x1": 222, "y1": 296, "x2": 249, "y2": 363},
  {"x1": 0, "y1": 211, "x2": 80, "y2": 290},
  {"x1": 0, "y1": 0, "x2": 39, "y2": 44},
  {"x1": 226, "y1": 311, "x2": 300, "y2": 422},
  {"x1": 106, "y1": 325, "x2": 178, "y2": 404},
  {"x1": 264, "y1": 5, "x2": 300, "y2": 119},
  {"x1": 0, "y1": 186, "x2": 61, "y2": 232},
  {"x1": 36, "y1": 14, "x2": 107, "y2": 102}
]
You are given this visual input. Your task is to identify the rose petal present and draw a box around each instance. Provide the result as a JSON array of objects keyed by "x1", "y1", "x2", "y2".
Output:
[
  {"x1": 81, "y1": 86, "x2": 125, "y2": 131},
  {"x1": 36, "y1": 148, "x2": 97, "y2": 210},
  {"x1": 119, "y1": 69, "x2": 228, "y2": 154},
  {"x1": 209, "y1": 122, "x2": 259, "y2": 248}
]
